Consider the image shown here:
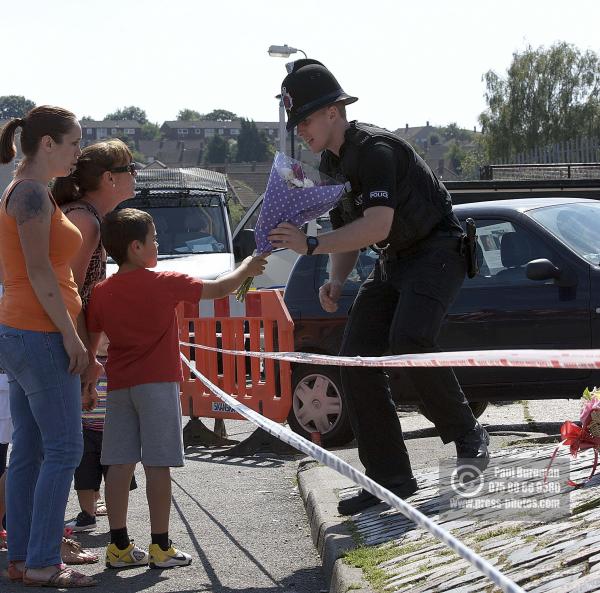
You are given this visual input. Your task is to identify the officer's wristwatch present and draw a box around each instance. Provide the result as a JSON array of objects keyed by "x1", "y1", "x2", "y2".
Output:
[{"x1": 306, "y1": 236, "x2": 319, "y2": 256}]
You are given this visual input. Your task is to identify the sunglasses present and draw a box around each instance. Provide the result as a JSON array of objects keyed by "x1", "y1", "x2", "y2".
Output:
[{"x1": 109, "y1": 163, "x2": 137, "y2": 175}]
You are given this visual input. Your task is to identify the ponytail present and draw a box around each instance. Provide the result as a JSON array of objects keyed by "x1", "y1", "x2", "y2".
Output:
[
  {"x1": 53, "y1": 174, "x2": 82, "y2": 205},
  {"x1": 0, "y1": 119, "x2": 24, "y2": 164}
]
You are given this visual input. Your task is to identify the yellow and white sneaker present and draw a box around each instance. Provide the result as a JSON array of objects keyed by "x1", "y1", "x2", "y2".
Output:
[
  {"x1": 105, "y1": 541, "x2": 149, "y2": 568},
  {"x1": 149, "y1": 542, "x2": 192, "y2": 569}
]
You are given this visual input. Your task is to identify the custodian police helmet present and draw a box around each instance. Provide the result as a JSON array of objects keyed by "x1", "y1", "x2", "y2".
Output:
[{"x1": 281, "y1": 59, "x2": 358, "y2": 131}]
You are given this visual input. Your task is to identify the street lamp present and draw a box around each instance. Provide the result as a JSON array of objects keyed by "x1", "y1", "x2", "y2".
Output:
[
  {"x1": 267, "y1": 44, "x2": 307, "y2": 59},
  {"x1": 275, "y1": 94, "x2": 287, "y2": 155},
  {"x1": 268, "y1": 44, "x2": 307, "y2": 159}
]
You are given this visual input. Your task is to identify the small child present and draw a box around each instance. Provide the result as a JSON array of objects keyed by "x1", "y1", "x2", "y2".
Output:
[
  {"x1": 86, "y1": 208, "x2": 267, "y2": 569},
  {"x1": 65, "y1": 368, "x2": 137, "y2": 533}
]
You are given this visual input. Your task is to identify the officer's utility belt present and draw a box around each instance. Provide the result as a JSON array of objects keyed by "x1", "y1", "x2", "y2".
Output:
[{"x1": 373, "y1": 224, "x2": 478, "y2": 280}]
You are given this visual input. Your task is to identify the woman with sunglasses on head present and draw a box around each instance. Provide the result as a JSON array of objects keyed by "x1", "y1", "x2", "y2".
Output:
[
  {"x1": 53, "y1": 140, "x2": 136, "y2": 543},
  {"x1": 0, "y1": 106, "x2": 97, "y2": 587}
]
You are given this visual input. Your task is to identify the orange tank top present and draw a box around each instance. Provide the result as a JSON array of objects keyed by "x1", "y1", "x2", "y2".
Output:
[{"x1": 0, "y1": 179, "x2": 83, "y2": 332}]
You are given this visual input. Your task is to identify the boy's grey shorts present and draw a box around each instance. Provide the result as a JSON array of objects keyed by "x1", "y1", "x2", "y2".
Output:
[{"x1": 101, "y1": 382, "x2": 184, "y2": 467}]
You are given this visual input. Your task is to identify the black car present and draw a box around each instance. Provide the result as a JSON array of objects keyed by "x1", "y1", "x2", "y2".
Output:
[{"x1": 283, "y1": 197, "x2": 600, "y2": 446}]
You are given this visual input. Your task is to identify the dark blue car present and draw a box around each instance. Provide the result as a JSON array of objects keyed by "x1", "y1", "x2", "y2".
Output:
[{"x1": 283, "y1": 197, "x2": 600, "y2": 446}]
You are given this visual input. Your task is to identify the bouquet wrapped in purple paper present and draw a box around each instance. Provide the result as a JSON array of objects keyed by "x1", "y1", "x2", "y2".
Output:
[{"x1": 236, "y1": 152, "x2": 345, "y2": 301}]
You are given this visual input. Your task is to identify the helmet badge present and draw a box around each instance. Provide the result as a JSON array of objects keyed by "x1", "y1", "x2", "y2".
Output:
[{"x1": 282, "y1": 86, "x2": 293, "y2": 112}]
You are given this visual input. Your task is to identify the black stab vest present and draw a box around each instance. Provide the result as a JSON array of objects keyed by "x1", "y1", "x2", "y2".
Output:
[{"x1": 321, "y1": 122, "x2": 462, "y2": 252}]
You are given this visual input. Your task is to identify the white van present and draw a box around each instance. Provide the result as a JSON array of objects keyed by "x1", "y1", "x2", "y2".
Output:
[{"x1": 108, "y1": 167, "x2": 233, "y2": 279}]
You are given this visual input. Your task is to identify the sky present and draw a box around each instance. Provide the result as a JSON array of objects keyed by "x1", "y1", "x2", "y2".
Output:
[{"x1": 2, "y1": 0, "x2": 600, "y2": 133}]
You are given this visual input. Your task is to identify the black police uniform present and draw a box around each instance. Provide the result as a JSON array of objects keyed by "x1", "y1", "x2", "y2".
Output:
[
  {"x1": 280, "y1": 59, "x2": 487, "y2": 512},
  {"x1": 321, "y1": 121, "x2": 477, "y2": 489}
]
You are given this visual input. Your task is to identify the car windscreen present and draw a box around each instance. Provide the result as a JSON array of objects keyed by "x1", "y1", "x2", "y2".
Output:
[
  {"x1": 527, "y1": 202, "x2": 600, "y2": 266},
  {"x1": 121, "y1": 195, "x2": 228, "y2": 259}
]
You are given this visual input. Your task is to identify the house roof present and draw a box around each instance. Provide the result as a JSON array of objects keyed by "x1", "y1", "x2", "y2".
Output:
[
  {"x1": 162, "y1": 120, "x2": 279, "y2": 130},
  {"x1": 80, "y1": 120, "x2": 142, "y2": 128}
]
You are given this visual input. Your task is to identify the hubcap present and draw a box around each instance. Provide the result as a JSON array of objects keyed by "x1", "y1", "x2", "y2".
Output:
[{"x1": 293, "y1": 373, "x2": 342, "y2": 435}]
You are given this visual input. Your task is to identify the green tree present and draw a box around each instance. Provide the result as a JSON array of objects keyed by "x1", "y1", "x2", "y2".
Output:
[
  {"x1": 177, "y1": 108, "x2": 202, "y2": 121},
  {"x1": 140, "y1": 122, "x2": 161, "y2": 140},
  {"x1": 440, "y1": 123, "x2": 472, "y2": 143},
  {"x1": 80, "y1": 115, "x2": 94, "y2": 122},
  {"x1": 104, "y1": 106, "x2": 148, "y2": 124},
  {"x1": 446, "y1": 142, "x2": 466, "y2": 174},
  {"x1": 459, "y1": 138, "x2": 488, "y2": 180},
  {"x1": 479, "y1": 42, "x2": 600, "y2": 161},
  {"x1": 0, "y1": 95, "x2": 36, "y2": 119},
  {"x1": 205, "y1": 135, "x2": 230, "y2": 163},
  {"x1": 236, "y1": 119, "x2": 269, "y2": 162},
  {"x1": 429, "y1": 133, "x2": 440, "y2": 145},
  {"x1": 201, "y1": 109, "x2": 237, "y2": 121}
]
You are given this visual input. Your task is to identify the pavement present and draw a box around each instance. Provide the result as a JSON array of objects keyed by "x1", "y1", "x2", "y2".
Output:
[{"x1": 297, "y1": 399, "x2": 600, "y2": 593}]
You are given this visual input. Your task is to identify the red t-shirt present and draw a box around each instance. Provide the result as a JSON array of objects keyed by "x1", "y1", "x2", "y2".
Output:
[{"x1": 86, "y1": 269, "x2": 203, "y2": 390}]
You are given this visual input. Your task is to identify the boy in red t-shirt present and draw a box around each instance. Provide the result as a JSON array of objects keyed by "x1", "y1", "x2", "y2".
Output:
[{"x1": 86, "y1": 208, "x2": 267, "y2": 569}]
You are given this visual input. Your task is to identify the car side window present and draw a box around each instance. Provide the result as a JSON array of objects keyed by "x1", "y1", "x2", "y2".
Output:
[
  {"x1": 319, "y1": 248, "x2": 378, "y2": 291},
  {"x1": 467, "y1": 219, "x2": 556, "y2": 286}
]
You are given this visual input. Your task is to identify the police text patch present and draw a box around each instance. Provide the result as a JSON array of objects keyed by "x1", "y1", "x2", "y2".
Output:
[{"x1": 369, "y1": 190, "x2": 388, "y2": 200}]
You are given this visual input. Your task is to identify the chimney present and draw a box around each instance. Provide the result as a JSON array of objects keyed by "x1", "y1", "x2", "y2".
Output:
[
  {"x1": 405, "y1": 123, "x2": 409, "y2": 132},
  {"x1": 473, "y1": 126, "x2": 476, "y2": 133},
  {"x1": 426, "y1": 120, "x2": 430, "y2": 127}
]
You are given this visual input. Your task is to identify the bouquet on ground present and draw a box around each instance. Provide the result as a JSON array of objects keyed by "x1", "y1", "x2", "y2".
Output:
[
  {"x1": 546, "y1": 387, "x2": 600, "y2": 487},
  {"x1": 236, "y1": 152, "x2": 345, "y2": 301}
]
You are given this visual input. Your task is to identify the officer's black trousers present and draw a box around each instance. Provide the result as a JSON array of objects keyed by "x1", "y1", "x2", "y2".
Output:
[{"x1": 339, "y1": 237, "x2": 476, "y2": 486}]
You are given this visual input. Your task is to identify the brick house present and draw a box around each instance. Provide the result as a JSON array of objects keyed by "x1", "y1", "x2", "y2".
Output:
[
  {"x1": 160, "y1": 120, "x2": 280, "y2": 144},
  {"x1": 80, "y1": 120, "x2": 142, "y2": 146}
]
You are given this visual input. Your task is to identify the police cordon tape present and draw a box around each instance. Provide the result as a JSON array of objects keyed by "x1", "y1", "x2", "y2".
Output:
[
  {"x1": 180, "y1": 343, "x2": 600, "y2": 369},
  {"x1": 180, "y1": 351, "x2": 526, "y2": 593}
]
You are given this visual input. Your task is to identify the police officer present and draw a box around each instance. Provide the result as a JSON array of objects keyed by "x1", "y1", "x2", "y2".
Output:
[{"x1": 268, "y1": 59, "x2": 489, "y2": 516}]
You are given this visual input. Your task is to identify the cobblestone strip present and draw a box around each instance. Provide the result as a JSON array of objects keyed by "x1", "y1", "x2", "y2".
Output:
[{"x1": 343, "y1": 445, "x2": 600, "y2": 593}]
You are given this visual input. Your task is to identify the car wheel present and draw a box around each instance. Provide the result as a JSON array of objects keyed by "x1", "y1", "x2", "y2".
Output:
[
  {"x1": 287, "y1": 365, "x2": 354, "y2": 447},
  {"x1": 418, "y1": 401, "x2": 489, "y2": 421}
]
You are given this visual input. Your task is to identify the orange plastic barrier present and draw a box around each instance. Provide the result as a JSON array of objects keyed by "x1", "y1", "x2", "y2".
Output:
[{"x1": 178, "y1": 290, "x2": 294, "y2": 423}]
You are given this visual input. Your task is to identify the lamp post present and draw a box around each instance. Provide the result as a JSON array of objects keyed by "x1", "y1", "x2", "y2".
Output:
[
  {"x1": 268, "y1": 44, "x2": 307, "y2": 159},
  {"x1": 275, "y1": 94, "x2": 287, "y2": 155}
]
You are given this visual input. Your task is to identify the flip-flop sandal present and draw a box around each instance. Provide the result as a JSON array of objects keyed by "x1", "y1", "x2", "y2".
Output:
[
  {"x1": 5, "y1": 560, "x2": 25, "y2": 581},
  {"x1": 61, "y1": 537, "x2": 99, "y2": 565},
  {"x1": 23, "y1": 566, "x2": 98, "y2": 588}
]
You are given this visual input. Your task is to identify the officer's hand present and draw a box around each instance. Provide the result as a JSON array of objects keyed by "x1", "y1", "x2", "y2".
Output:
[
  {"x1": 268, "y1": 223, "x2": 306, "y2": 254},
  {"x1": 319, "y1": 280, "x2": 342, "y2": 313}
]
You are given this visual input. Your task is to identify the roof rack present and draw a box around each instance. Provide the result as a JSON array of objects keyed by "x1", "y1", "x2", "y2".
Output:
[{"x1": 135, "y1": 167, "x2": 227, "y2": 193}]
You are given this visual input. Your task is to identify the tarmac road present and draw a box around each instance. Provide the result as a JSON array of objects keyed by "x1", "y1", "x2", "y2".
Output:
[{"x1": 0, "y1": 419, "x2": 326, "y2": 593}]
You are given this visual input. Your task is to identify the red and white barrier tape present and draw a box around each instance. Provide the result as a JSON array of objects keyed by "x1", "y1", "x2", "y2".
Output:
[
  {"x1": 180, "y1": 342, "x2": 600, "y2": 369},
  {"x1": 180, "y1": 352, "x2": 525, "y2": 593}
]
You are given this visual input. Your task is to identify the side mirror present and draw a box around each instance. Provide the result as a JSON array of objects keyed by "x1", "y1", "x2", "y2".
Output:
[
  {"x1": 526, "y1": 258, "x2": 577, "y2": 287},
  {"x1": 233, "y1": 228, "x2": 256, "y2": 262},
  {"x1": 526, "y1": 259, "x2": 561, "y2": 281}
]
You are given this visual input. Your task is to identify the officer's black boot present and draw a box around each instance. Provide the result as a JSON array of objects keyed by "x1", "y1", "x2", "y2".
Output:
[
  {"x1": 337, "y1": 478, "x2": 419, "y2": 516},
  {"x1": 454, "y1": 421, "x2": 490, "y2": 478}
]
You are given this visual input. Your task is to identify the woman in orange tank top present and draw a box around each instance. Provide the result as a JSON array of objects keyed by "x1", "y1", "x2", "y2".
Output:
[{"x1": 0, "y1": 107, "x2": 97, "y2": 587}]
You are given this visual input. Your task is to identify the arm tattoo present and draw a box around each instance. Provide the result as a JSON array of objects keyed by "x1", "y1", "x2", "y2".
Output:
[{"x1": 11, "y1": 185, "x2": 50, "y2": 225}]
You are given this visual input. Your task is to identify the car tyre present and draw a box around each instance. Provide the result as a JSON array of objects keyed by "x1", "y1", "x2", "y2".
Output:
[
  {"x1": 287, "y1": 364, "x2": 354, "y2": 447},
  {"x1": 418, "y1": 400, "x2": 489, "y2": 421}
]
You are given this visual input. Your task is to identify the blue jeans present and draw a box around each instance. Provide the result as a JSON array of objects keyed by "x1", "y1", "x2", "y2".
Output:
[{"x1": 0, "y1": 325, "x2": 83, "y2": 567}]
